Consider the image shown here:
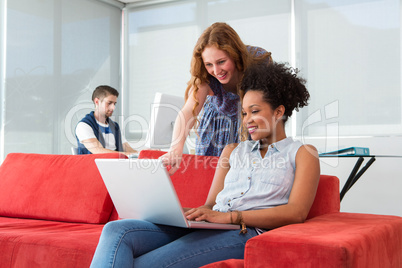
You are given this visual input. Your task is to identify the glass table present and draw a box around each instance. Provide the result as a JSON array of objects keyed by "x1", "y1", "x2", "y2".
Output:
[{"x1": 319, "y1": 155, "x2": 402, "y2": 202}]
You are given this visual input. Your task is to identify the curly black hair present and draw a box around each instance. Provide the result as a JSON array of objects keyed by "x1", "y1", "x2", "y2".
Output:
[{"x1": 240, "y1": 61, "x2": 309, "y2": 123}]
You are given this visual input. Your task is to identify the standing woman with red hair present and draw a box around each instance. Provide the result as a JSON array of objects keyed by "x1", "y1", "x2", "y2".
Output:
[{"x1": 161, "y1": 22, "x2": 272, "y2": 174}]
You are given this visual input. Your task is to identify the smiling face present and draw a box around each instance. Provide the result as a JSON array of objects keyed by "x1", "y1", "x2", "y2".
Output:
[
  {"x1": 242, "y1": 90, "x2": 285, "y2": 145},
  {"x1": 201, "y1": 45, "x2": 239, "y2": 88}
]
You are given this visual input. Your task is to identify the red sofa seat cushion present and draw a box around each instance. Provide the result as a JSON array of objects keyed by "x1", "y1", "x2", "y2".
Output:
[
  {"x1": 200, "y1": 259, "x2": 244, "y2": 268},
  {"x1": 139, "y1": 150, "x2": 219, "y2": 208},
  {"x1": 0, "y1": 217, "x2": 103, "y2": 268},
  {"x1": 0, "y1": 153, "x2": 126, "y2": 224},
  {"x1": 244, "y1": 212, "x2": 402, "y2": 268}
]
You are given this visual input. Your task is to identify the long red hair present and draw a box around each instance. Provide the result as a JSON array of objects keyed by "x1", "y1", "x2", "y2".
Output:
[{"x1": 185, "y1": 22, "x2": 272, "y2": 128}]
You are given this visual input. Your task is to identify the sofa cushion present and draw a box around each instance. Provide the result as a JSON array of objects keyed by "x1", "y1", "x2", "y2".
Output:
[
  {"x1": 244, "y1": 212, "x2": 402, "y2": 268},
  {"x1": 200, "y1": 259, "x2": 244, "y2": 268},
  {"x1": 0, "y1": 153, "x2": 126, "y2": 224},
  {"x1": 0, "y1": 217, "x2": 103, "y2": 268},
  {"x1": 139, "y1": 150, "x2": 218, "y2": 208}
]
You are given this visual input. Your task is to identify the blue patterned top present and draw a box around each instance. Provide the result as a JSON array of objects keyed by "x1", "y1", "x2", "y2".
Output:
[{"x1": 195, "y1": 46, "x2": 269, "y2": 156}]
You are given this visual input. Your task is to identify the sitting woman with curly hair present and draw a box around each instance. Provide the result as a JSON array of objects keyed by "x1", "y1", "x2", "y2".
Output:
[{"x1": 90, "y1": 62, "x2": 320, "y2": 268}]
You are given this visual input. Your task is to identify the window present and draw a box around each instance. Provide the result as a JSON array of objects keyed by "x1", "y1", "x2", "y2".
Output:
[
  {"x1": 2, "y1": 0, "x2": 401, "y2": 158},
  {"x1": 295, "y1": 0, "x2": 401, "y2": 138},
  {"x1": 2, "y1": 0, "x2": 121, "y2": 156}
]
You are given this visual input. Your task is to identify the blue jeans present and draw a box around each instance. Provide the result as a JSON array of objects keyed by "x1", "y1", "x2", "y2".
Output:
[{"x1": 90, "y1": 219, "x2": 258, "y2": 268}]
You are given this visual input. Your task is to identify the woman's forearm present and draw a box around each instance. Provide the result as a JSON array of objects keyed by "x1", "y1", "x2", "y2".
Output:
[{"x1": 169, "y1": 109, "x2": 195, "y2": 153}]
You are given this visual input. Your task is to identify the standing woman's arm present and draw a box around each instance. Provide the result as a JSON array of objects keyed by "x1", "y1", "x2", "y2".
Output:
[{"x1": 161, "y1": 83, "x2": 212, "y2": 175}]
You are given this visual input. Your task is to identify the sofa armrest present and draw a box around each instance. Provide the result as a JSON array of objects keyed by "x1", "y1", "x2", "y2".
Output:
[
  {"x1": 306, "y1": 175, "x2": 340, "y2": 219},
  {"x1": 244, "y1": 212, "x2": 402, "y2": 268}
]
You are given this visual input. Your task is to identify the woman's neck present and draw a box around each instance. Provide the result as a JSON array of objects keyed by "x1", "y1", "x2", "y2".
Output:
[
  {"x1": 259, "y1": 132, "x2": 287, "y2": 150},
  {"x1": 222, "y1": 82, "x2": 237, "y2": 94},
  {"x1": 259, "y1": 135, "x2": 287, "y2": 158},
  {"x1": 222, "y1": 72, "x2": 241, "y2": 94}
]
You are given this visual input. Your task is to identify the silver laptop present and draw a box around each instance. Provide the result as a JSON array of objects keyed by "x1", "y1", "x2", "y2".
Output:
[{"x1": 95, "y1": 158, "x2": 239, "y2": 230}]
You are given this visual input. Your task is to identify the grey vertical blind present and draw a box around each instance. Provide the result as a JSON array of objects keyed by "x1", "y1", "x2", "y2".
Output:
[{"x1": 1, "y1": 0, "x2": 122, "y2": 156}]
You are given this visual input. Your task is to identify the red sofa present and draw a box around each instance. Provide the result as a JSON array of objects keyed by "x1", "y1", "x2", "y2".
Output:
[{"x1": 0, "y1": 150, "x2": 401, "y2": 268}]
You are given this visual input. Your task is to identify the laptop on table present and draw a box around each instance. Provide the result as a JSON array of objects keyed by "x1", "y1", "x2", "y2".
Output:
[{"x1": 95, "y1": 158, "x2": 239, "y2": 230}]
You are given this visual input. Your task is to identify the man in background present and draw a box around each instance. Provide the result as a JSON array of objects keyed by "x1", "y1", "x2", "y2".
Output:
[{"x1": 75, "y1": 85, "x2": 137, "y2": 156}]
